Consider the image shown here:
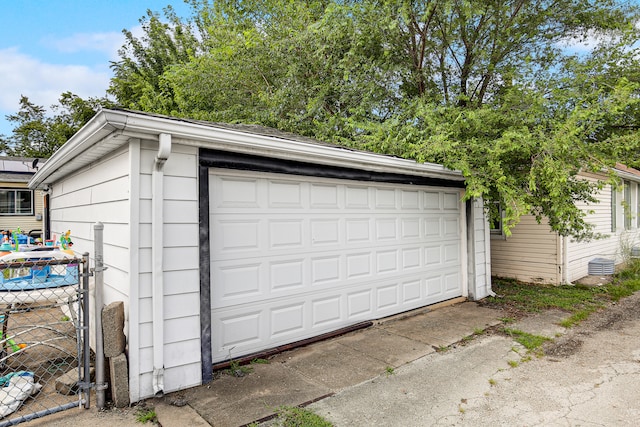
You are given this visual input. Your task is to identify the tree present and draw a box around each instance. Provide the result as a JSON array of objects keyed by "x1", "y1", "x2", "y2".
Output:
[
  {"x1": 0, "y1": 93, "x2": 112, "y2": 158},
  {"x1": 108, "y1": 4, "x2": 203, "y2": 113},
  {"x1": 107, "y1": 0, "x2": 640, "y2": 238}
]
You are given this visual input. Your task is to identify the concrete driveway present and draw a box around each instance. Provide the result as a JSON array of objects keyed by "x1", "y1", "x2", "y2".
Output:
[
  {"x1": 309, "y1": 292, "x2": 640, "y2": 426},
  {"x1": 23, "y1": 292, "x2": 640, "y2": 426}
]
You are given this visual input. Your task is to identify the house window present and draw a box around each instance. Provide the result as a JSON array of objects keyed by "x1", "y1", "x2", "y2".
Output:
[
  {"x1": 611, "y1": 185, "x2": 616, "y2": 232},
  {"x1": 637, "y1": 183, "x2": 640, "y2": 228},
  {"x1": 488, "y1": 201, "x2": 504, "y2": 236},
  {"x1": 0, "y1": 189, "x2": 34, "y2": 215},
  {"x1": 624, "y1": 180, "x2": 632, "y2": 230}
]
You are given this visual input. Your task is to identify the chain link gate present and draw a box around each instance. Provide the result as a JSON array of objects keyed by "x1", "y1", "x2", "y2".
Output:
[{"x1": 0, "y1": 250, "x2": 91, "y2": 426}]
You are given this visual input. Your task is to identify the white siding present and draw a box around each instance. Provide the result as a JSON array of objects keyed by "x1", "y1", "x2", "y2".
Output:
[
  {"x1": 566, "y1": 180, "x2": 640, "y2": 282},
  {"x1": 470, "y1": 198, "x2": 492, "y2": 299},
  {"x1": 492, "y1": 172, "x2": 640, "y2": 285},
  {"x1": 491, "y1": 215, "x2": 560, "y2": 284},
  {"x1": 49, "y1": 146, "x2": 131, "y2": 302},
  {"x1": 135, "y1": 142, "x2": 200, "y2": 399}
]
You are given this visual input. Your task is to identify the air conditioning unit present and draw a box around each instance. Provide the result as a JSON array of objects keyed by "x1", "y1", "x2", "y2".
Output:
[{"x1": 588, "y1": 258, "x2": 615, "y2": 275}]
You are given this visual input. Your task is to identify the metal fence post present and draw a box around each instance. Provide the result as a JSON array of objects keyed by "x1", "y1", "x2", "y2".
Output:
[
  {"x1": 94, "y1": 223, "x2": 106, "y2": 409},
  {"x1": 82, "y1": 252, "x2": 91, "y2": 409}
]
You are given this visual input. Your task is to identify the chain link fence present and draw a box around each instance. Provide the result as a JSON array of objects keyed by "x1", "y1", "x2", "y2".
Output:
[{"x1": 0, "y1": 250, "x2": 90, "y2": 426}]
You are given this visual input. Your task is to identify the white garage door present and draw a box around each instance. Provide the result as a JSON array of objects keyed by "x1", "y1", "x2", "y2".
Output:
[{"x1": 210, "y1": 168, "x2": 465, "y2": 363}]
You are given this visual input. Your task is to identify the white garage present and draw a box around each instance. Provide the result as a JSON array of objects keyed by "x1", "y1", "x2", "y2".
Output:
[{"x1": 29, "y1": 109, "x2": 492, "y2": 401}]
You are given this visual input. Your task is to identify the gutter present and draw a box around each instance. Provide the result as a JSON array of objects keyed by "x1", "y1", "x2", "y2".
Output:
[
  {"x1": 152, "y1": 133, "x2": 172, "y2": 396},
  {"x1": 30, "y1": 109, "x2": 465, "y2": 190},
  {"x1": 28, "y1": 110, "x2": 128, "y2": 189}
]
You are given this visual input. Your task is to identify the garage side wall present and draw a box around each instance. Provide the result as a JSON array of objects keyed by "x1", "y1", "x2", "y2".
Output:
[
  {"x1": 136, "y1": 142, "x2": 201, "y2": 399},
  {"x1": 49, "y1": 145, "x2": 133, "y2": 304},
  {"x1": 468, "y1": 198, "x2": 492, "y2": 300}
]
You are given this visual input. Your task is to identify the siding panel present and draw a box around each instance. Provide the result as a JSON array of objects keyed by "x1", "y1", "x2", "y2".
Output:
[{"x1": 491, "y1": 215, "x2": 560, "y2": 283}]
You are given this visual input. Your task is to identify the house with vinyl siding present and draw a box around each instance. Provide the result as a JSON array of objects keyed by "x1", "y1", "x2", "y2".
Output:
[
  {"x1": 491, "y1": 165, "x2": 640, "y2": 284},
  {"x1": 28, "y1": 109, "x2": 492, "y2": 402},
  {"x1": 0, "y1": 157, "x2": 46, "y2": 239}
]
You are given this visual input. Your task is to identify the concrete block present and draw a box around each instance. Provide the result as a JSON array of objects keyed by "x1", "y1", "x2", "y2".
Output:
[
  {"x1": 102, "y1": 301, "x2": 126, "y2": 357},
  {"x1": 56, "y1": 366, "x2": 94, "y2": 395},
  {"x1": 109, "y1": 353, "x2": 130, "y2": 408}
]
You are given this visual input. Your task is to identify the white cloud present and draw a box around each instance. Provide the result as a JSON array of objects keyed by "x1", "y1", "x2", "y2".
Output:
[
  {"x1": 0, "y1": 47, "x2": 111, "y2": 133},
  {"x1": 43, "y1": 31, "x2": 126, "y2": 61}
]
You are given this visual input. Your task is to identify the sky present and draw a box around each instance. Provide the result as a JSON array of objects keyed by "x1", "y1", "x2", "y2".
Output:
[{"x1": 0, "y1": 0, "x2": 194, "y2": 137}]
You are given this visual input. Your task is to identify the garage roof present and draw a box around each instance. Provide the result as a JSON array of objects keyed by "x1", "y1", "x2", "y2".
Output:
[{"x1": 30, "y1": 109, "x2": 465, "y2": 189}]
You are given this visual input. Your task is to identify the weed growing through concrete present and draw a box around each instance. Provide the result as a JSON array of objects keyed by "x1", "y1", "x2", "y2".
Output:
[
  {"x1": 385, "y1": 366, "x2": 395, "y2": 375},
  {"x1": 508, "y1": 360, "x2": 519, "y2": 368},
  {"x1": 488, "y1": 378, "x2": 496, "y2": 386},
  {"x1": 135, "y1": 407, "x2": 157, "y2": 424},
  {"x1": 272, "y1": 406, "x2": 333, "y2": 427},
  {"x1": 503, "y1": 328, "x2": 550, "y2": 352},
  {"x1": 226, "y1": 359, "x2": 254, "y2": 377}
]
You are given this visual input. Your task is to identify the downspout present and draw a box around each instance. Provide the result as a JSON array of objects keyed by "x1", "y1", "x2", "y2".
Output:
[
  {"x1": 562, "y1": 235, "x2": 570, "y2": 284},
  {"x1": 152, "y1": 133, "x2": 172, "y2": 396}
]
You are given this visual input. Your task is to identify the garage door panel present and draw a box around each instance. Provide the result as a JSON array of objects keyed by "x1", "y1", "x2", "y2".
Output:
[
  {"x1": 443, "y1": 217, "x2": 461, "y2": 236},
  {"x1": 401, "y1": 217, "x2": 421, "y2": 239},
  {"x1": 270, "y1": 259, "x2": 305, "y2": 291},
  {"x1": 347, "y1": 290, "x2": 373, "y2": 318},
  {"x1": 216, "y1": 176, "x2": 261, "y2": 207},
  {"x1": 218, "y1": 219, "x2": 261, "y2": 252},
  {"x1": 312, "y1": 296, "x2": 342, "y2": 327},
  {"x1": 218, "y1": 263, "x2": 261, "y2": 299},
  {"x1": 400, "y1": 189, "x2": 420, "y2": 209},
  {"x1": 268, "y1": 180, "x2": 303, "y2": 207},
  {"x1": 374, "y1": 188, "x2": 397, "y2": 208},
  {"x1": 376, "y1": 249, "x2": 398, "y2": 274},
  {"x1": 346, "y1": 252, "x2": 372, "y2": 279},
  {"x1": 402, "y1": 280, "x2": 422, "y2": 304},
  {"x1": 310, "y1": 219, "x2": 340, "y2": 245},
  {"x1": 376, "y1": 284, "x2": 399, "y2": 310},
  {"x1": 219, "y1": 311, "x2": 262, "y2": 349},
  {"x1": 443, "y1": 192, "x2": 460, "y2": 209},
  {"x1": 212, "y1": 244, "x2": 460, "y2": 309},
  {"x1": 211, "y1": 169, "x2": 465, "y2": 363},
  {"x1": 345, "y1": 185, "x2": 369, "y2": 207},
  {"x1": 269, "y1": 219, "x2": 304, "y2": 249},
  {"x1": 346, "y1": 218, "x2": 371, "y2": 242},
  {"x1": 271, "y1": 303, "x2": 305, "y2": 338}
]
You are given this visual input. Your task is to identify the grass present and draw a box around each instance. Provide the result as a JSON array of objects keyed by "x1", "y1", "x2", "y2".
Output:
[
  {"x1": 272, "y1": 406, "x2": 333, "y2": 427},
  {"x1": 486, "y1": 260, "x2": 640, "y2": 328},
  {"x1": 486, "y1": 278, "x2": 608, "y2": 314},
  {"x1": 136, "y1": 407, "x2": 157, "y2": 424},
  {"x1": 225, "y1": 359, "x2": 254, "y2": 377},
  {"x1": 482, "y1": 261, "x2": 640, "y2": 362},
  {"x1": 503, "y1": 328, "x2": 551, "y2": 351}
]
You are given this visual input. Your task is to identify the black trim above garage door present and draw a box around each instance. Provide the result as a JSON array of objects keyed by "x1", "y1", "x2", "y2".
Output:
[
  {"x1": 197, "y1": 147, "x2": 465, "y2": 381},
  {"x1": 199, "y1": 148, "x2": 465, "y2": 188}
]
